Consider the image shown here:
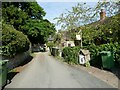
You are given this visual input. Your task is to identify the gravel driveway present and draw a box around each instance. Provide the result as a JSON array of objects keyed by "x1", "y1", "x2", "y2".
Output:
[{"x1": 5, "y1": 52, "x2": 114, "y2": 88}]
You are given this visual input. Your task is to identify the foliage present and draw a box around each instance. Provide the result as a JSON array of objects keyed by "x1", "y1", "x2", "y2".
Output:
[
  {"x1": 2, "y1": 2, "x2": 46, "y2": 30},
  {"x1": 82, "y1": 43, "x2": 120, "y2": 67},
  {"x1": 54, "y1": 3, "x2": 94, "y2": 29},
  {"x1": 2, "y1": 2, "x2": 56, "y2": 44},
  {"x1": 62, "y1": 46, "x2": 80, "y2": 64},
  {"x1": 46, "y1": 42, "x2": 56, "y2": 48},
  {"x1": 53, "y1": 33, "x2": 61, "y2": 47},
  {"x1": 55, "y1": 1, "x2": 120, "y2": 42},
  {"x1": 20, "y1": 19, "x2": 56, "y2": 44},
  {"x1": 85, "y1": 61, "x2": 90, "y2": 67},
  {"x1": 54, "y1": 3, "x2": 94, "y2": 40},
  {"x1": 94, "y1": 1, "x2": 120, "y2": 17},
  {"x1": 2, "y1": 23, "x2": 30, "y2": 58},
  {"x1": 62, "y1": 43, "x2": 120, "y2": 67},
  {"x1": 82, "y1": 13, "x2": 120, "y2": 45}
]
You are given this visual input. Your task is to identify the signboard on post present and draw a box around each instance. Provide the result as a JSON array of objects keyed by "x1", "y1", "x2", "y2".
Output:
[{"x1": 76, "y1": 35, "x2": 81, "y2": 40}]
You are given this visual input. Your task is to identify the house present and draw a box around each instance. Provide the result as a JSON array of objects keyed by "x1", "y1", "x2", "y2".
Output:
[
  {"x1": 80, "y1": 9, "x2": 120, "y2": 45},
  {"x1": 59, "y1": 9, "x2": 108, "y2": 47},
  {"x1": 57, "y1": 30, "x2": 75, "y2": 48},
  {"x1": 57, "y1": 9, "x2": 120, "y2": 47},
  {"x1": 61, "y1": 41, "x2": 75, "y2": 47}
]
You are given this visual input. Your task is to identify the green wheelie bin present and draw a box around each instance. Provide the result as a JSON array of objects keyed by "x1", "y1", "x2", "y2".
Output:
[
  {"x1": 0, "y1": 60, "x2": 9, "y2": 88},
  {"x1": 100, "y1": 51, "x2": 115, "y2": 69}
]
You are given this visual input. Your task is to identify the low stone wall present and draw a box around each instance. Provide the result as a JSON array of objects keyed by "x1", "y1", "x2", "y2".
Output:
[{"x1": 2, "y1": 51, "x2": 31, "y2": 71}]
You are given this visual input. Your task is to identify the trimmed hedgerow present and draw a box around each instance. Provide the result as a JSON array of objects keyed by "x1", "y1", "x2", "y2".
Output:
[
  {"x1": 62, "y1": 43, "x2": 120, "y2": 67},
  {"x1": 82, "y1": 43, "x2": 120, "y2": 67},
  {"x1": 62, "y1": 46, "x2": 80, "y2": 64},
  {"x1": 2, "y1": 23, "x2": 30, "y2": 58}
]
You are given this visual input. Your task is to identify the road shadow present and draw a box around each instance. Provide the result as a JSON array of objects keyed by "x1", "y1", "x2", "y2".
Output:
[
  {"x1": 4, "y1": 55, "x2": 33, "y2": 89},
  {"x1": 7, "y1": 72, "x2": 19, "y2": 83},
  {"x1": 1, "y1": 72, "x2": 19, "y2": 90},
  {"x1": 111, "y1": 66, "x2": 120, "y2": 89},
  {"x1": 19, "y1": 55, "x2": 33, "y2": 67},
  {"x1": 102, "y1": 62, "x2": 120, "y2": 81},
  {"x1": 111, "y1": 66, "x2": 120, "y2": 79},
  {"x1": 8, "y1": 54, "x2": 33, "y2": 78}
]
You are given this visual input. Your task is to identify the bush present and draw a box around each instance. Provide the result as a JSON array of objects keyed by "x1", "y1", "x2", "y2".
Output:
[
  {"x1": 82, "y1": 43, "x2": 120, "y2": 67},
  {"x1": 1, "y1": 23, "x2": 30, "y2": 57},
  {"x1": 62, "y1": 46, "x2": 80, "y2": 64},
  {"x1": 46, "y1": 42, "x2": 56, "y2": 48}
]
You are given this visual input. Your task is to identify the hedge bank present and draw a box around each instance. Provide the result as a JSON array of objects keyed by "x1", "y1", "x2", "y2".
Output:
[{"x1": 2, "y1": 23, "x2": 30, "y2": 58}]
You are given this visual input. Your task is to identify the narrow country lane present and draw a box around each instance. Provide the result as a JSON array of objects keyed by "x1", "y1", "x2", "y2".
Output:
[{"x1": 5, "y1": 52, "x2": 113, "y2": 88}]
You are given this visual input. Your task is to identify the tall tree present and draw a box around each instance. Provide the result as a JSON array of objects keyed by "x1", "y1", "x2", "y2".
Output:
[
  {"x1": 94, "y1": 1, "x2": 120, "y2": 17},
  {"x1": 2, "y1": 2, "x2": 46, "y2": 30},
  {"x1": 2, "y1": 1, "x2": 56, "y2": 44},
  {"x1": 21, "y1": 19, "x2": 56, "y2": 44},
  {"x1": 54, "y1": 3, "x2": 93, "y2": 40}
]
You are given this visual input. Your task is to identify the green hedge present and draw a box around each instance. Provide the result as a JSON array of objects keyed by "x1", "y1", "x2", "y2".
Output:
[
  {"x1": 62, "y1": 46, "x2": 80, "y2": 64},
  {"x1": 82, "y1": 43, "x2": 120, "y2": 67},
  {"x1": 62, "y1": 43, "x2": 120, "y2": 67},
  {"x1": 1, "y1": 23, "x2": 30, "y2": 58}
]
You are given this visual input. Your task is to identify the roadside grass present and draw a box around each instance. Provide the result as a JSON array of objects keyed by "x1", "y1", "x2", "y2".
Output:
[
  {"x1": 52, "y1": 54, "x2": 64, "y2": 61},
  {"x1": 56, "y1": 56, "x2": 64, "y2": 61},
  {"x1": 30, "y1": 53, "x2": 36, "y2": 57},
  {"x1": 8, "y1": 68, "x2": 16, "y2": 73},
  {"x1": 55, "y1": 55, "x2": 90, "y2": 67}
]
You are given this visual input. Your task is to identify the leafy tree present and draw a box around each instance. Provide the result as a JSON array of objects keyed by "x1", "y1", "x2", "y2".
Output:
[
  {"x1": 54, "y1": 2, "x2": 101, "y2": 42},
  {"x1": 54, "y1": 3, "x2": 93, "y2": 31},
  {"x1": 2, "y1": 1, "x2": 56, "y2": 44},
  {"x1": 20, "y1": 19, "x2": 56, "y2": 44},
  {"x1": 82, "y1": 13, "x2": 120, "y2": 45},
  {"x1": 53, "y1": 33, "x2": 61, "y2": 47},
  {"x1": 2, "y1": 2, "x2": 46, "y2": 30},
  {"x1": 54, "y1": 1, "x2": 120, "y2": 45},
  {"x1": 94, "y1": 1, "x2": 120, "y2": 17}
]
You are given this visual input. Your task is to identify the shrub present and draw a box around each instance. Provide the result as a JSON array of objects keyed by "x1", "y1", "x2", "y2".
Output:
[
  {"x1": 82, "y1": 43, "x2": 120, "y2": 67},
  {"x1": 1, "y1": 23, "x2": 30, "y2": 58},
  {"x1": 62, "y1": 46, "x2": 80, "y2": 64},
  {"x1": 46, "y1": 42, "x2": 56, "y2": 48}
]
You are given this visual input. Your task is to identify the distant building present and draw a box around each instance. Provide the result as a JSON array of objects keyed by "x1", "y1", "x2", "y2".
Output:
[{"x1": 47, "y1": 35, "x2": 54, "y2": 42}]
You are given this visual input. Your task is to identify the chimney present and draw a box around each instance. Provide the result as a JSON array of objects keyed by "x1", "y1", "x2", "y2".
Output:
[{"x1": 100, "y1": 9, "x2": 106, "y2": 20}]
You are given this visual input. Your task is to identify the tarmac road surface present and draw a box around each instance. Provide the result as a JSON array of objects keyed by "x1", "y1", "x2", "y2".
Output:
[{"x1": 5, "y1": 52, "x2": 113, "y2": 88}]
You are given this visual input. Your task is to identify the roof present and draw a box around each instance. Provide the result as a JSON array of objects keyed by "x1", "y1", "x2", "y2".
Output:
[
  {"x1": 80, "y1": 49, "x2": 90, "y2": 55},
  {"x1": 58, "y1": 30, "x2": 71, "y2": 41},
  {"x1": 83, "y1": 13, "x2": 120, "y2": 28}
]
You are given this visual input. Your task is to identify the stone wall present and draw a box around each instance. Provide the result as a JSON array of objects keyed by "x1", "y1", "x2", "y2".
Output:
[{"x1": 2, "y1": 51, "x2": 31, "y2": 71}]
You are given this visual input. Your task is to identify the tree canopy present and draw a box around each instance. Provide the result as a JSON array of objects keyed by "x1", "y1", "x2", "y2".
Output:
[
  {"x1": 20, "y1": 19, "x2": 56, "y2": 44},
  {"x1": 2, "y1": 1, "x2": 56, "y2": 44},
  {"x1": 54, "y1": 1, "x2": 120, "y2": 44}
]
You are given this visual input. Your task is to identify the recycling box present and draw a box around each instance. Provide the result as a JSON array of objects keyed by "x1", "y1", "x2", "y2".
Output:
[
  {"x1": 100, "y1": 51, "x2": 115, "y2": 69},
  {"x1": 0, "y1": 60, "x2": 8, "y2": 87}
]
